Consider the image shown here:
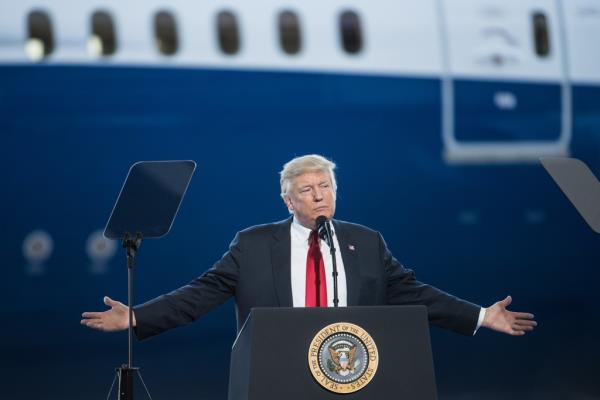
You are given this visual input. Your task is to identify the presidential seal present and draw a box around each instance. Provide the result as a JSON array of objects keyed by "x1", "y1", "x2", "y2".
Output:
[{"x1": 308, "y1": 322, "x2": 379, "y2": 394}]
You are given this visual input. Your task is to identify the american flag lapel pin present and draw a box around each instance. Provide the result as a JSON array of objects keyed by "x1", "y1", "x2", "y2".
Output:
[{"x1": 348, "y1": 244, "x2": 355, "y2": 251}]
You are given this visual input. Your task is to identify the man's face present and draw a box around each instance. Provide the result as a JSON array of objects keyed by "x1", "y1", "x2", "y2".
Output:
[{"x1": 284, "y1": 170, "x2": 336, "y2": 229}]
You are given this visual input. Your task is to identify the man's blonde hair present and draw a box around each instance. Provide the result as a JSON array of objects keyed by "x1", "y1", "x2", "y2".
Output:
[{"x1": 279, "y1": 154, "x2": 337, "y2": 199}]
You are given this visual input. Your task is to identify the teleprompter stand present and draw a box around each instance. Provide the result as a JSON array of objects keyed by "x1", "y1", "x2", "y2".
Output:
[
  {"x1": 103, "y1": 161, "x2": 196, "y2": 400},
  {"x1": 105, "y1": 233, "x2": 147, "y2": 400}
]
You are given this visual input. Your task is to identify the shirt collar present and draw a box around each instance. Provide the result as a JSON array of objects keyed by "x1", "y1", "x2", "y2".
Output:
[
  {"x1": 291, "y1": 216, "x2": 313, "y2": 242},
  {"x1": 291, "y1": 216, "x2": 336, "y2": 244}
]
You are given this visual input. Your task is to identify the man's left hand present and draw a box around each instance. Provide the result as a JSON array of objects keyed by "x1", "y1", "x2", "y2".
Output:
[{"x1": 482, "y1": 295, "x2": 537, "y2": 336}]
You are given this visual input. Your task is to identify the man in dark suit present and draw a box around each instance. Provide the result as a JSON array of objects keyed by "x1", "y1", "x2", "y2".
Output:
[{"x1": 81, "y1": 154, "x2": 536, "y2": 338}]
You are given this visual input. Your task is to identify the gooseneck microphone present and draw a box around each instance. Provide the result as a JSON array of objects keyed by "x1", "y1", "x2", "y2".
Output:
[
  {"x1": 316, "y1": 215, "x2": 333, "y2": 247},
  {"x1": 316, "y1": 215, "x2": 339, "y2": 307}
]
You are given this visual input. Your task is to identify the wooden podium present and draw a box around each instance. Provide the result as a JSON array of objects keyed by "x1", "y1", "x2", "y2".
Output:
[{"x1": 228, "y1": 306, "x2": 437, "y2": 400}]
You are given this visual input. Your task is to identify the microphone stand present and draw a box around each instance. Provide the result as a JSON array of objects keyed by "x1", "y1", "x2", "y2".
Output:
[
  {"x1": 329, "y1": 235, "x2": 339, "y2": 308},
  {"x1": 319, "y1": 220, "x2": 339, "y2": 307}
]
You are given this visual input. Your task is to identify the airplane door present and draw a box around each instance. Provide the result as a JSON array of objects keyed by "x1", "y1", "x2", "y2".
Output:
[
  {"x1": 438, "y1": 0, "x2": 570, "y2": 163},
  {"x1": 562, "y1": 0, "x2": 600, "y2": 166}
]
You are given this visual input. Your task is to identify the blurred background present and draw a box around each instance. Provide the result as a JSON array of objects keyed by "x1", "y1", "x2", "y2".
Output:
[{"x1": 1, "y1": 0, "x2": 599, "y2": 399}]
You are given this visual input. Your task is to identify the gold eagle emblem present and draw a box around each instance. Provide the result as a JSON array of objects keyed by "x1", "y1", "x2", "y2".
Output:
[{"x1": 328, "y1": 342, "x2": 358, "y2": 375}]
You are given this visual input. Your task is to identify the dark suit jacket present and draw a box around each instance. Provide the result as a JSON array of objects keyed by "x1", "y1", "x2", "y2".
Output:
[{"x1": 134, "y1": 218, "x2": 480, "y2": 339}]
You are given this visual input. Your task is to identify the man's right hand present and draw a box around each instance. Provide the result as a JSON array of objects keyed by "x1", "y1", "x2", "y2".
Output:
[{"x1": 81, "y1": 296, "x2": 136, "y2": 332}]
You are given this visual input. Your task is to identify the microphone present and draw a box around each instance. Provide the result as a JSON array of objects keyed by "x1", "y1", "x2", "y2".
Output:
[{"x1": 316, "y1": 215, "x2": 333, "y2": 248}]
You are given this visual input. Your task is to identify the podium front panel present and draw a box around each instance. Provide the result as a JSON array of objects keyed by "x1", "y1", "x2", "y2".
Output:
[{"x1": 229, "y1": 306, "x2": 437, "y2": 400}]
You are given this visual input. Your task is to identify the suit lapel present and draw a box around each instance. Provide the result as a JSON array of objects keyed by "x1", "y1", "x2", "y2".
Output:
[
  {"x1": 271, "y1": 218, "x2": 293, "y2": 307},
  {"x1": 333, "y1": 220, "x2": 361, "y2": 306}
]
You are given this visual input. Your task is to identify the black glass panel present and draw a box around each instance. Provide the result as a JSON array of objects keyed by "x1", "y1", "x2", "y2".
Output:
[{"x1": 105, "y1": 161, "x2": 196, "y2": 239}]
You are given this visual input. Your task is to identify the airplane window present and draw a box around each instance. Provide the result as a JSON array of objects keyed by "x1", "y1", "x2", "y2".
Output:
[
  {"x1": 532, "y1": 11, "x2": 551, "y2": 57},
  {"x1": 278, "y1": 10, "x2": 301, "y2": 55},
  {"x1": 217, "y1": 11, "x2": 240, "y2": 55},
  {"x1": 339, "y1": 10, "x2": 362, "y2": 54},
  {"x1": 154, "y1": 10, "x2": 178, "y2": 55},
  {"x1": 89, "y1": 11, "x2": 117, "y2": 56},
  {"x1": 26, "y1": 10, "x2": 54, "y2": 60}
]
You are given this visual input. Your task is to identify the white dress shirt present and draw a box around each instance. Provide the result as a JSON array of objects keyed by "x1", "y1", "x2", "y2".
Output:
[{"x1": 290, "y1": 217, "x2": 347, "y2": 307}]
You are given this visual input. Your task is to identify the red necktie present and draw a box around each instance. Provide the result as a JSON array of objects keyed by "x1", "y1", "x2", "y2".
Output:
[{"x1": 306, "y1": 230, "x2": 327, "y2": 307}]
